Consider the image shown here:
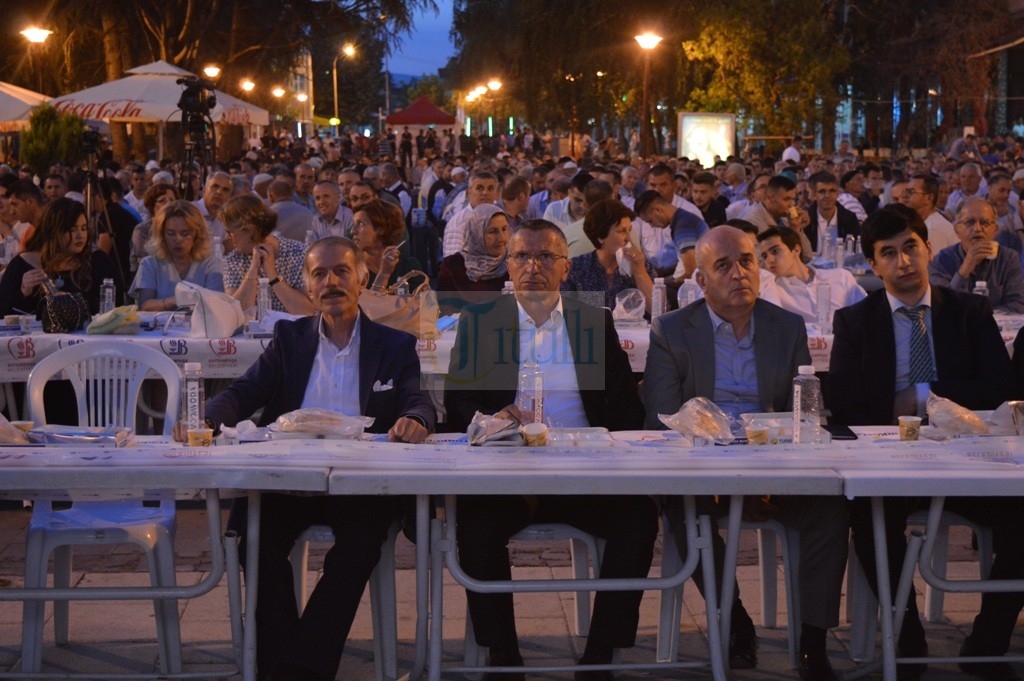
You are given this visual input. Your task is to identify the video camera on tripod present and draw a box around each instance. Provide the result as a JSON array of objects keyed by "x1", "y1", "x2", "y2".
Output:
[{"x1": 176, "y1": 75, "x2": 217, "y2": 200}]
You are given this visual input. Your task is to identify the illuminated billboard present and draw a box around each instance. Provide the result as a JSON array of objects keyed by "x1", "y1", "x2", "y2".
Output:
[{"x1": 677, "y1": 112, "x2": 735, "y2": 167}]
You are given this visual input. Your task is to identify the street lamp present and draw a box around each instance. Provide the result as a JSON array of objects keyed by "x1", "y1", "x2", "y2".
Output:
[
  {"x1": 203, "y1": 65, "x2": 221, "y2": 79},
  {"x1": 332, "y1": 42, "x2": 357, "y2": 122},
  {"x1": 240, "y1": 79, "x2": 255, "y2": 93},
  {"x1": 20, "y1": 26, "x2": 52, "y2": 92},
  {"x1": 635, "y1": 31, "x2": 663, "y2": 158}
]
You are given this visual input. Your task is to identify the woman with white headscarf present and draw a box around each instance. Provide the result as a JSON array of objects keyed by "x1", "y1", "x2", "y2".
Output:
[{"x1": 437, "y1": 203, "x2": 510, "y2": 313}]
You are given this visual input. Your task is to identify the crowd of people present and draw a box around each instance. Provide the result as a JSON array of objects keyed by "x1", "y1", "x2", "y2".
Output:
[{"x1": 4, "y1": 126, "x2": 1024, "y2": 681}]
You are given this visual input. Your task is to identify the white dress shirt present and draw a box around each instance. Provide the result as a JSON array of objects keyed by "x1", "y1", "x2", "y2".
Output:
[
  {"x1": 515, "y1": 297, "x2": 588, "y2": 428},
  {"x1": 301, "y1": 315, "x2": 362, "y2": 416}
]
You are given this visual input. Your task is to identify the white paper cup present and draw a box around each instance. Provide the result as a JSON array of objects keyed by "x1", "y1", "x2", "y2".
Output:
[
  {"x1": 187, "y1": 428, "x2": 214, "y2": 447},
  {"x1": 987, "y1": 242, "x2": 999, "y2": 260},
  {"x1": 521, "y1": 422, "x2": 548, "y2": 446},
  {"x1": 898, "y1": 415, "x2": 922, "y2": 441}
]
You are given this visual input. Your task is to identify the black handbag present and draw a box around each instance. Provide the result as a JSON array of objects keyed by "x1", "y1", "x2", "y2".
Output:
[{"x1": 37, "y1": 278, "x2": 91, "y2": 333}]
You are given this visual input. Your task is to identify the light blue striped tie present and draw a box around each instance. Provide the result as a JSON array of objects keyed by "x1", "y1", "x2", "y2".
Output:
[{"x1": 899, "y1": 305, "x2": 934, "y2": 384}]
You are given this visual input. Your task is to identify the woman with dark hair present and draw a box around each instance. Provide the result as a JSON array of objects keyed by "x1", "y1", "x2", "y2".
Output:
[
  {"x1": 436, "y1": 203, "x2": 510, "y2": 312},
  {"x1": 350, "y1": 198, "x2": 422, "y2": 289},
  {"x1": 222, "y1": 194, "x2": 313, "y2": 315},
  {"x1": 0, "y1": 197, "x2": 122, "y2": 316},
  {"x1": 130, "y1": 200, "x2": 224, "y2": 311},
  {"x1": 129, "y1": 182, "x2": 180, "y2": 273},
  {"x1": 561, "y1": 199, "x2": 655, "y2": 312}
]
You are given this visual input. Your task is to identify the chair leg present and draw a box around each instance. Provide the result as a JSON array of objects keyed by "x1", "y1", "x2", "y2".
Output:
[
  {"x1": 846, "y1": 546, "x2": 879, "y2": 662},
  {"x1": 369, "y1": 524, "x2": 399, "y2": 681},
  {"x1": 289, "y1": 539, "x2": 311, "y2": 613},
  {"x1": 463, "y1": 612, "x2": 485, "y2": 681},
  {"x1": 757, "y1": 528, "x2": 779, "y2": 629},
  {"x1": 52, "y1": 545, "x2": 72, "y2": 646},
  {"x1": 569, "y1": 537, "x2": 596, "y2": 637},
  {"x1": 922, "y1": 524, "x2": 949, "y2": 623},
  {"x1": 151, "y1": 531, "x2": 182, "y2": 674},
  {"x1": 780, "y1": 524, "x2": 802, "y2": 669},
  {"x1": 656, "y1": 514, "x2": 684, "y2": 663},
  {"x1": 21, "y1": 531, "x2": 48, "y2": 674}
]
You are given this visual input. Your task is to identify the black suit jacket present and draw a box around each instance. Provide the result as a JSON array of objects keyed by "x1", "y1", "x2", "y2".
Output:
[
  {"x1": 826, "y1": 286, "x2": 1013, "y2": 426},
  {"x1": 444, "y1": 295, "x2": 643, "y2": 432},
  {"x1": 803, "y1": 202, "x2": 861, "y2": 253},
  {"x1": 206, "y1": 312, "x2": 436, "y2": 434}
]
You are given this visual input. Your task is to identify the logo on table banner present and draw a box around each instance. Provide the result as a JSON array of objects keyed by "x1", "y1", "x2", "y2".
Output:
[
  {"x1": 416, "y1": 339, "x2": 437, "y2": 352},
  {"x1": 808, "y1": 336, "x2": 829, "y2": 351},
  {"x1": 620, "y1": 339, "x2": 635, "y2": 351},
  {"x1": 160, "y1": 339, "x2": 189, "y2": 356},
  {"x1": 7, "y1": 337, "x2": 35, "y2": 359},
  {"x1": 57, "y1": 338, "x2": 85, "y2": 349},
  {"x1": 209, "y1": 339, "x2": 237, "y2": 356}
]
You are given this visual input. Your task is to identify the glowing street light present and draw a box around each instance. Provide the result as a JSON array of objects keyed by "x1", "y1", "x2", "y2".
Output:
[
  {"x1": 635, "y1": 31, "x2": 663, "y2": 158},
  {"x1": 333, "y1": 42, "x2": 358, "y2": 122},
  {"x1": 240, "y1": 79, "x2": 255, "y2": 93},
  {"x1": 202, "y1": 65, "x2": 221, "y2": 79},
  {"x1": 271, "y1": 86, "x2": 286, "y2": 98},
  {"x1": 487, "y1": 79, "x2": 502, "y2": 92},
  {"x1": 21, "y1": 27, "x2": 52, "y2": 43},
  {"x1": 20, "y1": 26, "x2": 52, "y2": 92},
  {"x1": 296, "y1": 92, "x2": 308, "y2": 103}
]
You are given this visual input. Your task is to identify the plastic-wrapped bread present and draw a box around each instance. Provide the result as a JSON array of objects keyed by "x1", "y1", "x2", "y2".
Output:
[{"x1": 925, "y1": 392, "x2": 988, "y2": 436}]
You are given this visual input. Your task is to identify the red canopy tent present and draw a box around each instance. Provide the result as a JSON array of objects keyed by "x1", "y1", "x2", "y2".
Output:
[{"x1": 386, "y1": 97, "x2": 456, "y2": 127}]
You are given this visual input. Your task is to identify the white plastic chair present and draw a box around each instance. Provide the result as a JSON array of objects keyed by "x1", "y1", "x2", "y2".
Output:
[
  {"x1": 289, "y1": 522, "x2": 403, "y2": 681},
  {"x1": 21, "y1": 342, "x2": 183, "y2": 674},
  {"x1": 657, "y1": 517, "x2": 802, "y2": 668},
  {"x1": 846, "y1": 512, "x2": 994, "y2": 661},
  {"x1": 460, "y1": 523, "x2": 606, "y2": 676}
]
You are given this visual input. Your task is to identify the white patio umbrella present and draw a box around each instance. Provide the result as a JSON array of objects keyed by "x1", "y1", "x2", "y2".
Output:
[
  {"x1": 0, "y1": 81, "x2": 50, "y2": 132},
  {"x1": 50, "y1": 60, "x2": 269, "y2": 157}
]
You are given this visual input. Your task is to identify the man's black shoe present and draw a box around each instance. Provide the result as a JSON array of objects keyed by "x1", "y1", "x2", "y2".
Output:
[
  {"x1": 482, "y1": 648, "x2": 525, "y2": 681},
  {"x1": 959, "y1": 642, "x2": 1022, "y2": 681},
  {"x1": 728, "y1": 626, "x2": 758, "y2": 669},
  {"x1": 798, "y1": 650, "x2": 838, "y2": 681},
  {"x1": 574, "y1": 670, "x2": 614, "y2": 681},
  {"x1": 895, "y1": 639, "x2": 928, "y2": 681}
]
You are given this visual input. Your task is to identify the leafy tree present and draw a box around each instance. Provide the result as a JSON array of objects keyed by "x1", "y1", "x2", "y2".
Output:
[{"x1": 19, "y1": 104, "x2": 86, "y2": 170}]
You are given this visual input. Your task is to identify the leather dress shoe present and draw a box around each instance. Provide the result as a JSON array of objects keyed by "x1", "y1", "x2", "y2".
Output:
[
  {"x1": 574, "y1": 670, "x2": 614, "y2": 681},
  {"x1": 482, "y1": 649, "x2": 525, "y2": 681},
  {"x1": 728, "y1": 626, "x2": 758, "y2": 669},
  {"x1": 895, "y1": 639, "x2": 928, "y2": 681},
  {"x1": 959, "y1": 642, "x2": 1022, "y2": 681},
  {"x1": 798, "y1": 650, "x2": 838, "y2": 681}
]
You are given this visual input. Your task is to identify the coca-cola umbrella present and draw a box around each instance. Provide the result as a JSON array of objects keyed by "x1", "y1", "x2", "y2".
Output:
[
  {"x1": 0, "y1": 81, "x2": 50, "y2": 132},
  {"x1": 50, "y1": 60, "x2": 269, "y2": 157}
]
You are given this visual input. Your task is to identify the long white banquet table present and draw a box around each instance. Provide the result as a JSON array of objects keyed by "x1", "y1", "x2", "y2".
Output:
[
  {"x1": 4, "y1": 430, "x2": 1023, "y2": 681},
  {"x1": 0, "y1": 440, "x2": 331, "y2": 681}
]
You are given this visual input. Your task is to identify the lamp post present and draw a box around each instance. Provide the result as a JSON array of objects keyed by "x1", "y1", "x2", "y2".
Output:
[
  {"x1": 332, "y1": 42, "x2": 357, "y2": 123},
  {"x1": 20, "y1": 26, "x2": 52, "y2": 92},
  {"x1": 635, "y1": 31, "x2": 663, "y2": 158}
]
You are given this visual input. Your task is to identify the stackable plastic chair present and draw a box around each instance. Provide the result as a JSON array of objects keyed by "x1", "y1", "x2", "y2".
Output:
[
  {"x1": 461, "y1": 524, "x2": 606, "y2": 673},
  {"x1": 289, "y1": 522, "x2": 404, "y2": 681},
  {"x1": 21, "y1": 342, "x2": 183, "y2": 674}
]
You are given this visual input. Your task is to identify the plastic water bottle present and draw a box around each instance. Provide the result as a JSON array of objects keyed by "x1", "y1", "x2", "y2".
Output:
[
  {"x1": 100, "y1": 278, "x2": 115, "y2": 314},
  {"x1": 212, "y1": 235, "x2": 224, "y2": 260},
  {"x1": 793, "y1": 365, "x2": 822, "y2": 444},
  {"x1": 257, "y1": 277, "x2": 270, "y2": 323},
  {"x1": 973, "y1": 281, "x2": 988, "y2": 298},
  {"x1": 182, "y1": 362, "x2": 205, "y2": 431},
  {"x1": 833, "y1": 239, "x2": 846, "y2": 267},
  {"x1": 305, "y1": 230, "x2": 317, "y2": 249},
  {"x1": 516, "y1": 359, "x2": 544, "y2": 424},
  {"x1": 677, "y1": 278, "x2": 701, "y2": 308},
  {"x1": 502, "y1": 280, "x2": 515, "y2": 295},
  {"x1": 854, "y1": 236, "x2": 861, "y2": 255},
  {"x1": 651, "y1": 277, "x2": 667, "y2": 318},
  {"x1": 815, "y1": 278, "x2": 832, "y2": 334}
]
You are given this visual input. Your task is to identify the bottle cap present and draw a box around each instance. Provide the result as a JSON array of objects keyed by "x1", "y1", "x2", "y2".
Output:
[
  {"x1": 184, "y1": 362, "x2": 202, "y2": 372},
  {"x1": 258, "y1": 277, "x2": 269, "y2": 284},
  {"x1": 798, "y1": 365, "x2": 815, "y2": 375},
  {"x1": 654, "y1": 277, "x2": 665, "y2": 284}
]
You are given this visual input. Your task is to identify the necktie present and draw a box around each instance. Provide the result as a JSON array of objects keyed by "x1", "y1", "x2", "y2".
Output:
[{"x1": 899, "y1": 305, "x2": 934, "y2": 384}]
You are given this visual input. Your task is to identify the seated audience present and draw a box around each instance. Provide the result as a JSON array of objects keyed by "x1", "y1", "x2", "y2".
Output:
[{"x1": 436, "y1": 203, "x2": 510, "y2": 313}]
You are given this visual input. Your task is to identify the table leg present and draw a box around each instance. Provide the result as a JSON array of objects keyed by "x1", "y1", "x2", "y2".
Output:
[
  {"x1": 406, "y1": 494, "x2": 430, "y2": 680},
  {"x1": 872, "y1": 496, "x2": 897, "y2": 681},
  {"x1": 427, "y1": 515, "x2": 446, "y2": 681},
  {"x1": 243, "y1": 490, "x2": 261, "y2": 681}
]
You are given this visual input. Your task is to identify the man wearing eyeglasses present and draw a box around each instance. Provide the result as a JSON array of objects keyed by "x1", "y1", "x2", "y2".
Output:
[
  {"x1": 928, "y1": 197, "x2": 1024, "y2": 313},
  {"x1": 902, "y1": 173, "x2": 957, "y2": 254},
  {"x1": 445, "y1": 219, "x2": 656, "y2": 681}
]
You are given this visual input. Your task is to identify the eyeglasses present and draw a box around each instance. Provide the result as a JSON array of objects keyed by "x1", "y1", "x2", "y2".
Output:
[
  {"x1": 957, "y1": 217, "x2": 996, "y2": 229},
  {"x1": 508, "y1": 251, "x2": 568, "y2": 267}
]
